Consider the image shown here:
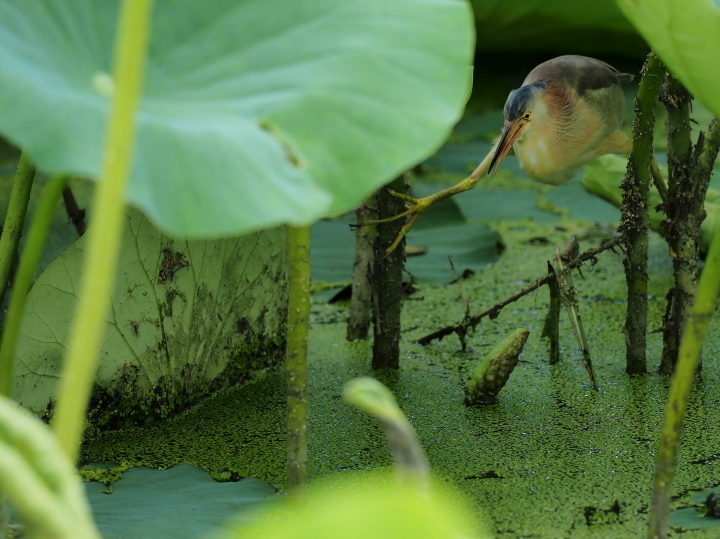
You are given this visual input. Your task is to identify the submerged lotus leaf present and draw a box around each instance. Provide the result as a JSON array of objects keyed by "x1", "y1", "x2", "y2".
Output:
[
  {"x1": 311, "y1": 207, "x2": 500, "y2": 285},
  {"x1": 12, "y1": 208, "x2": 287, "y2": 427},
  {"x1": 670, "y1": 487, "x2": 720, "y2": 530},
  {"x1": 671, "y1": 507, "x2": 720, "y2": 530},
  {"x1": 617, "y1": 0, "x2": 720, "y2": 119},
  {"x1": 0, "y1": 0, "x2": 473, "y2": 236},
  {"x1": 581, "y1": 155, "x2": 720, "y2": 252},
  {"x1": 85, "y1": 464, "x2": 278, "y2": 539}
]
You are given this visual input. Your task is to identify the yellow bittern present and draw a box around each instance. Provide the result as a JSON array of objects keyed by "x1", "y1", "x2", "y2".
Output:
[{"x1": 371, "y1": 55, "x2": 664, "y2": 253}]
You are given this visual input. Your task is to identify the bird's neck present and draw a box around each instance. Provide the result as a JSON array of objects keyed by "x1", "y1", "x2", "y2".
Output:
[
  {"x1": 514, "y1": 116, "x2": 577, "y2": 185},
  {"x1": 515, "y1": 89, "x2": 617, "y2": 185}
]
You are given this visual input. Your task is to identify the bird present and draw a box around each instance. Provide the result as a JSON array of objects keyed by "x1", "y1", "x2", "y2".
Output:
[
  {"x1": 485, "y1": 55, "x2": 633, "y2": 184},
  {"x1": 368, "y1": 55, "x2": 652, "y2": 253}
]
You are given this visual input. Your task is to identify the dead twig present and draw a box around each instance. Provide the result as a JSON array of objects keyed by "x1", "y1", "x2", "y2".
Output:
[
  {"x1": 62, "y1": 185, "x2": 87, "y2": 236},
  {"x1": 416, "y1": 235, "x2": 624, "y2": 346}
]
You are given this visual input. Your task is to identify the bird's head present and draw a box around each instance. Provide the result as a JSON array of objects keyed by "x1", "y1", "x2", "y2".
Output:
[{"x1": 489, "y1": 80, "x2": 548, "y2": 177}]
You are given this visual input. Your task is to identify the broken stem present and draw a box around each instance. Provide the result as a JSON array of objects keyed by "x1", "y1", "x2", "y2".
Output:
[
  {"x1": 347, "y1": 197, "x2": 377, "y2": 341},
  {"x1": 541, "y1": 261, "x2": 561, "y2": 364},
  {"x1": 372, "y1": 175, "x2": 407, "y2": 369},
  {"x1": 552, "y1": 245, "x2": 597, "y2": 389}
]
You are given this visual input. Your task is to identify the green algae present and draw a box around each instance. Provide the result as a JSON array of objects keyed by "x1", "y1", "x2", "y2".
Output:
[
  {"x1": 81, "y1": 371, "x2": 287, "y2": 486},
  {"x1": 79, "y1": 216, "x2": 720, "y2": 537},
  {"x1": 79, "y1": 463, "x2": 133, "y2": 493}
]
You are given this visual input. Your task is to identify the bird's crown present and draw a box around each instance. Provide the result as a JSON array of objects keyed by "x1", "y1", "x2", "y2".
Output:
[{"x1": 504, "y1": 80, "x2": 546, "y2": 122}]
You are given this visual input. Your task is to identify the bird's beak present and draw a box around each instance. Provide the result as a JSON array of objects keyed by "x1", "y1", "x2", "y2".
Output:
[{"x1": 488, "y1": 119, "x2": 526, "y2": 177}]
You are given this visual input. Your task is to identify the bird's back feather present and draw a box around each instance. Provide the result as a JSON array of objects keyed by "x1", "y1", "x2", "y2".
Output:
[{"x1": 522, "y1": 55, "x2": 633, "y2": 95}]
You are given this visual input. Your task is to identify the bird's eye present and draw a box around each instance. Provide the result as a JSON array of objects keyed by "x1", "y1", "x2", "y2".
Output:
[{"x1": 523, "y1": 112, "x2": 531, "y2": 121}]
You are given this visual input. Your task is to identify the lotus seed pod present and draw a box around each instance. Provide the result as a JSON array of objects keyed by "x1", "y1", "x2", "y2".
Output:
[{"x1": 465, "y1": 329, "x2": 530, "y2": 405}]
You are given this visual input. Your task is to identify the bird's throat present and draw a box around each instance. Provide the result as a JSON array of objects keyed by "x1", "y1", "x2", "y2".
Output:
[{"x1": 514, "y1": 128, "x2": 578, "y2": 185}]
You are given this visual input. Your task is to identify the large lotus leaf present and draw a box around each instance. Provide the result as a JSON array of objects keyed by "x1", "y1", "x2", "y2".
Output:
[
  {"x1": 545, "y1": 181, "x2": 620, "y2": 224},
  {"x1": 13, "y1": 208, "x2": 287, "y2": 427},
  {"x1": 85, "y1": 464, "x2": 278, "y2": 539},
  {"x1": 0, "y1": 0, "x2": 473, "y2": 237},
  {"x1": 617, "y1": 0, "x2": 720, "y2": 119}
]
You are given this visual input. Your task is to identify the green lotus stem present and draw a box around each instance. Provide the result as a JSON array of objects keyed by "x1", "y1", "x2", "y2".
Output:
[
  {"x1": 286, "y1": 224, "x2": 310, "y2": 497},
  {"x1": 344, "y1": 377, "x2": 429, "y2": 489},
  {"x1": 659, "y1": 72, "x2": 695, "y2": 375},
  {"x1": 620, "y1": 52, "x2": 663, "y2": 375},
  {"x1": 0, "y1": 151, "x2": 35, "y2": 312},
  {"x1": 52, "y1": 0, "x2": 153, "y2": 462},
  {"x1": 0, "y1": 174, "x2": 67, "y2": 397},
  {"x1": 648, "y1": 124, "x2": 720, "y2": 539}
]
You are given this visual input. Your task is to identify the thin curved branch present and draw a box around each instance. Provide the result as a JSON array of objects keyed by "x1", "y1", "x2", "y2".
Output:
[{"x1": 416, "y1": 235, "x2": 624, "y2": 346}]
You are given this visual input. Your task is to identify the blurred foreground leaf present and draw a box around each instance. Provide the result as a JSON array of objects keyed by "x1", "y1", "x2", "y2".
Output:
[
  {"x1": 228, "y1": 470, "x2": 489, "y2": 539},
  {"x1": 0, "y1": 394, "x2": 99, "y2": 538},
  {"x1": 617, "y1": 0, "x2": 720, "y2": 119}
]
